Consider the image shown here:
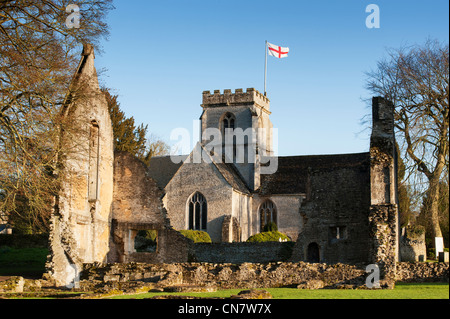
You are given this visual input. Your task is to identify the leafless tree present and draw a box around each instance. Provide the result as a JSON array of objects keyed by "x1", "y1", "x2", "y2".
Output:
[
  {"x1": 0, "y1": 0, "x2": 113, "y2": 232},
  {"x1": 365, "y1": 39, "x2": 449, "y2": 247}
]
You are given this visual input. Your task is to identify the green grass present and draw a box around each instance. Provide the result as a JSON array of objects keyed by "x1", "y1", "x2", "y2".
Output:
[
  {"x1": 0, "y1": 247, "x2": 448, "y2": 299},
  {"x1": 0, "y1": 246, "x2": 48, "y2": 277},
  {"x1": 110, "y1": 283, "x2": 449, "y2": 299}
]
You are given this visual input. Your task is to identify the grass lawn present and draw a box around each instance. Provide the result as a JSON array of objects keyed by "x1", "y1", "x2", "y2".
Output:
[
  {"x1": 110, "y1": 282, "x2": 449, "y2": 299},
  {"x1": 0, "y1": 246, "x2": 48, "y2": 277},
  {"x1": 0, "y1": 247, "x2": 448, "y2": 300}
]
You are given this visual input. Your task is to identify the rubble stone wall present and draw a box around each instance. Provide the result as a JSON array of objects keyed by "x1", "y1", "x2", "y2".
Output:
[
  {"x1": 192, "y1": 242, "x2": 294, "y2": 263},
  {"x1": 79, "y1": 261, "x2": 449, "y2": 291},
  {"x1": 395, "y1": 262, "x2": 449, "y2": 282}
]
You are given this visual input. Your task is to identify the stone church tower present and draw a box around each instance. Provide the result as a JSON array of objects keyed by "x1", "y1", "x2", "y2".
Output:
[{"x1": 200, "y1": 88, "x2": 274, "y2": 191}]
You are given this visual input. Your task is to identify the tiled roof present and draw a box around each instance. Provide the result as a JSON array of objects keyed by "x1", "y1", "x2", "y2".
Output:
[
  {"x1": 213, "y1": 162, "x2": 251, "y2": 194},
  {"x1": 147, "y1": 155, "x2": 187, "y2": 190},
  {"x1": 259, "y1": 152, "x2": 370, "y2": 195},
  {"x1": 148, "y1": 151, "x2": 370, "y2": 196}
]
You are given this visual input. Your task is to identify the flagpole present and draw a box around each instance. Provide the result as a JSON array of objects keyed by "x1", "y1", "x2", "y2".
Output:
[{"x1": 264, "y1": 40, "x2": 268, "y2": 96}]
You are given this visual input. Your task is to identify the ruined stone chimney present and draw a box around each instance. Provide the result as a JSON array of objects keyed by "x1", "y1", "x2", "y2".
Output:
[{"x1": 368, "y1": 96, "x2": 400, "y2": 282}]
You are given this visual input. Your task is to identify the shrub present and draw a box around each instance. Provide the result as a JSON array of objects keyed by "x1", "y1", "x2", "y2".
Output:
[
  {"x1": 178, "y1": 230, "x2": 212, "y2": 243},
  {"x1": 263, "y1": 222, "x2": 278, "y2": 232},
  {"x1": 135, "y1": 230, "x2": 158, "y2": 252},
  {"x1": 137, "y1": 230, "x2": 157, "y2": 241},
  {"x1": 246, "y1": 231, "x2": 291, "y2": 243}
]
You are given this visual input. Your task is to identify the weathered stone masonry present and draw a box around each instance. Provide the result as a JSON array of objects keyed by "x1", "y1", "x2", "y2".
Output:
[
  {"x1": 46, "y1": 45, "x2": 193, "y2": 287},
  {"x1": 108, "y1": 150, "x2": 192, "y2": 264},
  {"x1": 368, "y1": 97, "x2": 400, "y2": 282},
  {"x1": 47, "y1": 45, "x2": 408, "y2": 288},
  {"x1": 79, "y1": 261, "x2": 449, "y2": 291},
  {"x1": 47, "y1": 44, "x2": 114, "y2": 287}
]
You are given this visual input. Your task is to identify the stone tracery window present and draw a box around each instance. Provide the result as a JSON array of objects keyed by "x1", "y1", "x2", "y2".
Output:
[
  {"x1": 188, "y1": 192, "x2": 207, "y2": 231},
  {"x1": 259, "y1": 199, "x2": 277, "y2": 232},
  {"x1": 221, "y1": 112, "x2": 236, "y2": 159},
  {"x1": 221, "y1": 112, "x2": 236, "y2": 134}
]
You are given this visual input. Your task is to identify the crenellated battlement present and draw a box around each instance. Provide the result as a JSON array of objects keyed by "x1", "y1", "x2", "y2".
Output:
[{"x1": 202, "y1": 88, "x2": 270, "y2": 110}]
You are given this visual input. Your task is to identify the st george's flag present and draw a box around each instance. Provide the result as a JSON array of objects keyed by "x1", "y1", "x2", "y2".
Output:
[{"x1": 267, "y1": 42, "x2": 289, "y2": 58}]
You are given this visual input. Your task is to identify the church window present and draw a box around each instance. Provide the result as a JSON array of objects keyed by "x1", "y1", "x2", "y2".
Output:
[
  {"x1": 221, "y1": 112, "x2": 237, "y2": 159},
  {"x1": 259, "y1": 199, "x2": 277, "y2": 232},
  {"x1": 221, "y1": 112, "x2": 236, "y2": 133},
  {"x1": 188, "y1": 192, "x2": 207, "y2": 231}
]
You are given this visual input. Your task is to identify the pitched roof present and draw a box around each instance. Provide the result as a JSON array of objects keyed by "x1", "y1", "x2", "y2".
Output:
[
  {"x1": 213, "y1": 162, "x2": 251, "y2": 194},
  {"x1": 147, "y1": 145, "x2": 251, "y2": 194},
  {"x1": 196, "y1": 143, "x2": 251, "y2": 194},
  {"x1": 259, "y1": 152, "x2": 370, "y2": 195},
  {"x1": 147, "y1": 155, "x2": 187, "y2": 190}
]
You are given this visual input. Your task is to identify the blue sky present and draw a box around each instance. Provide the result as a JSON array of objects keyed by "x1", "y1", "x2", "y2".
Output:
[{"x1": 94, "y1": 0, "x2": 449, "y2": 156}]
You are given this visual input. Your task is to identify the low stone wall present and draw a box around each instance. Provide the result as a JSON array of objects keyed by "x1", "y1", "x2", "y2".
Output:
[
  {"x1": 192, "y1": 242, "x2": 294, "y2": 263},
  {"x1": 79, "y1": 261, "x2": 449, "y2": 291},
  {"x1": 80, "y1": 262, "x2": 369, "y2": 290},
  {"x1": 396, "y1": 262, "x2": 449, "y2": 282}
]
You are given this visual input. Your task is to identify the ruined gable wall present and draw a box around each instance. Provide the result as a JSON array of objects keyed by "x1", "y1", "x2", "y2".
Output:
[{"x1": 47, "y1": 46, "x2": 113, "y2": 287}]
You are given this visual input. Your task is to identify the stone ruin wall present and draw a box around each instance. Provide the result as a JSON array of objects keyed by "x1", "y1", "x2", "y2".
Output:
[
  {"x1": 290, "y1": 156, "x2": 372, "y2": 265},
  {"x1": 46, "y1": 46, "x2": 114, "y2": 287},
  {"x1": 45, "y1": 45, "x2": 409, "y2": 289},
  {"x1": 399, "y1": 227, "x2": 427, "y2": 262},
  {"x1": 109, "y1": 150, "x2": 192, "y2": 264},
  {"x1": 367, "y1": 97, "x2": 400, "y2": 282},
  {"x1": 79, "y1": 261, "x2": 449, "y2": 292}
]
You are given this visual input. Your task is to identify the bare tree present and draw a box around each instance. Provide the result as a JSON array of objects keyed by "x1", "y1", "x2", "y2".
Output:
[
  {"x1": 365, "y1": 39, "x2": 449, "y2": 248},
  {"x1": 0, "y1": 0, "x2": 114, "y2": 232},
  {"x1": 142, "y1": 133, "x2": 170, "y2": 164}
]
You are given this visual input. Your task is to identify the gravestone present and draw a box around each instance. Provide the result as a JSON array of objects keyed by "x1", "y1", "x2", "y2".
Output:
[
  {"x1": 438, "y1": 251, "x2": 449, "y2": 263},
  {"x1": 435, "y1": 237, "x2": 444, "y2": 260}
]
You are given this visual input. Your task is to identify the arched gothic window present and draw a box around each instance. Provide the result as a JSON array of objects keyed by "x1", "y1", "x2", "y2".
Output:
[
  {"x1": 221, "y1": 112, "x2": 236, "y2": 134},
  {"x1": 259, "y1": 199, "x2": 277, "y2": 231},
  {"x1": 221, "y1": 112, "x2": 236, "y2": 159},
  {"x1": 188, "y1": 192, "x2": 207, "y2": 230}
]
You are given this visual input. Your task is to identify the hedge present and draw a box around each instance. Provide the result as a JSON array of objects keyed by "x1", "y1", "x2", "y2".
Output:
[
  {"x1": 178, "y1": 230, "x2": 212, "y2": 243},
  {"x1": 246, "y1": 231, "x2": 291, "y2": 243}
]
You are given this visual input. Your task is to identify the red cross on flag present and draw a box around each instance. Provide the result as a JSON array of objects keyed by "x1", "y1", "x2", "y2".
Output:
[{"x1": 267, "y1": 42, "x2": 289, "y2": 59}]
